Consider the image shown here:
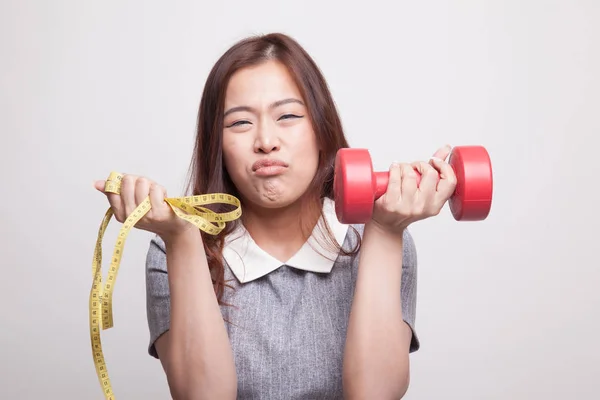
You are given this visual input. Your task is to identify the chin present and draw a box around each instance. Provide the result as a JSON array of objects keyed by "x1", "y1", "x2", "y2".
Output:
[
  {"x1": 241, "y1": 188, "x2": 307, "y2": 210},
  {"x1": 256, "y1": 193, "x2": 302, "y2": 209}
]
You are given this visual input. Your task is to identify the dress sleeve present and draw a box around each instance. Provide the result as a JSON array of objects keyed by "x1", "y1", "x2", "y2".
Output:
[
  {"x1": 145, "y1": 234, "x2": 171, "y2": 359},
  {"x1": 401, "y1": 229, "x2": 420, "y2": 353}
]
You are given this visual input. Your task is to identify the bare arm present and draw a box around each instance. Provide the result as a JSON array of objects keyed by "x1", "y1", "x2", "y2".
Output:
[
  {"x1": 154, "y1": 228, "x2": 237, "y2": 400},
  {"x1": 343, "y1": 221, "x2": 413, "y2": 399}
]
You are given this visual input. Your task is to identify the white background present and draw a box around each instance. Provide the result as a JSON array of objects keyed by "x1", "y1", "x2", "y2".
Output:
[{"x1": 1, "y1": 0, "x2": 598, "y2": 399}]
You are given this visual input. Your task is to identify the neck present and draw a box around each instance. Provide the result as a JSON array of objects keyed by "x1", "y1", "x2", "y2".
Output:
[{"x1": 240, "y1": 196, "x2": 323, "y2": 263}]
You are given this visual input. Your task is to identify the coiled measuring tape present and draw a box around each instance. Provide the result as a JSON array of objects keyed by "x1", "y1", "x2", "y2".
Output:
[{"x1": 90, "y1": 171, "x2": 242, "y2": 399}]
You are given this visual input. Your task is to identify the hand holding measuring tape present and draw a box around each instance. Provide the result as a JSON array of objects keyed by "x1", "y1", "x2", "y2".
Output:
[
  {"x1": 93, "y1": 174, "x2": 194, "y2": 240},
  {"x1": 90, "y1": 172, "x2": 242, "y2": 399}
]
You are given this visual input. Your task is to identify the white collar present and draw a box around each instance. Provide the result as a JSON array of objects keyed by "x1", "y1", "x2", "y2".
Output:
[{"x1": 222, "y1": 197, "x2": 349, "y2": 283}]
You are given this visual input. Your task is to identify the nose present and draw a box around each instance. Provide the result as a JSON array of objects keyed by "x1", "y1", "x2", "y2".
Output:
[{"x1": 253, "y1": 122, "x2": 280, "y2": 153}]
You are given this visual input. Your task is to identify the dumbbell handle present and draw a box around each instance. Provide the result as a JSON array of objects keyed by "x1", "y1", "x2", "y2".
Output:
[{"x1": 373, "y1": 169, "x2": 424, "y2": 200}]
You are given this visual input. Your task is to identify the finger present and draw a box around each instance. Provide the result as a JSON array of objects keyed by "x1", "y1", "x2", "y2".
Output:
[
  {"x1": 429, "y1": 156, "x2": 458, "y2": 204},
  {"x1": 95, "y1": 179, "x2": 124, "y2": 221},
  {"x1": 400, "y1": 163, "x2": 418, "y2": 204},
  {"x1": 120, "y1": 174, "x2": 138, "y2": 221},
  {"x1": 411, "y1": 161, "x2": 439, "y2": 195},
  {"x1": 149, "y1": 183, "x2": 167, "y2": 216},
  {"x1": 431, "y1": 144, "x2": 452, "y2": 161},
  {"x1": 384, "y1": 162, "x2": 402, "y2": 203},
  {"x1": 134, "y1": 177, "x2": 151, "y2": 207},
  {"x1": 93, "y1": 180, "x2": 105, "y2": 192}
]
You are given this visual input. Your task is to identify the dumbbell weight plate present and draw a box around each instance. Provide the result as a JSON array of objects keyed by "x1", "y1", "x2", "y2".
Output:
[
  {"x1": 333, "y1": 148, "x2": 375, "y2": 224},
  {"x1": 447, "y1": 146, "x2": 493, "y2": 221}
]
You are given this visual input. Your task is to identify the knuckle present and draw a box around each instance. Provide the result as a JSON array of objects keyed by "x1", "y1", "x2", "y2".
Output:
[
  {"x1": 409, "y1": 166, "x2": 419, "y2": 177},
  {"x1": 157, "y1": 185, "x2": 168, "y2": 198},
  {"x1": 136, "y1": 177, "x2": 149, "y2": 187},
  {"x1": 149, "y1": 182, "x2": 161, "y2": 196},
  {"x1": 382, "y1": 201, "x2": 397, "y2": 214},
  {"x1": 121, "y1": 174, "x2": 135, "y2": 187},
  {"x1": 388, "y1": 164, "x2": 401, "y2": 181},
  {"x1": 423, "y1": 164, "x2": 436, "y2": 176}
]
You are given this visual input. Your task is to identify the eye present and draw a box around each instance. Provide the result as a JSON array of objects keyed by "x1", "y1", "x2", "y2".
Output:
[
  {"x1": 226, "y1": 120, "x2": 251, "y2": 128},
  {"x1": 278, "y1": 114, "x2": 303, "y2": 121}
]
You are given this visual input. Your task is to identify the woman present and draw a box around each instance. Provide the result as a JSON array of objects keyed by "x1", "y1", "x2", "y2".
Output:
[{"x1": 95, "y1": 33, "x2": 456, "y2": 399}]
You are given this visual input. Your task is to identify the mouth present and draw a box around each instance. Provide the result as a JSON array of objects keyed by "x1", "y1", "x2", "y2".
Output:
[
  {"x1": 252, "y1": 158, "x2": 288, "y2": 171},
  {"x1": 252, "y1": 158, "x2": 289, "y2": 176}
]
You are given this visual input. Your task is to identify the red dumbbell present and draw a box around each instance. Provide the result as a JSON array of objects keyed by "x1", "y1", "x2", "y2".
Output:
[{"x1": 333, "y1": 146, "x2": 493, "y2": 224}]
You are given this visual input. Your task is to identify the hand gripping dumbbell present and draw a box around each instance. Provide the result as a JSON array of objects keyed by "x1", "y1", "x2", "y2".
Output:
[{"x1": 333, "y1": 146, "x2": 493, "y2": 224}]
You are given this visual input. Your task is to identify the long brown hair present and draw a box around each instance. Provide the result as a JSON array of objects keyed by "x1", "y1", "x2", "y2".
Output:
[{"x1": 184, "y1": 33, "x2": 361, "y2": 304}]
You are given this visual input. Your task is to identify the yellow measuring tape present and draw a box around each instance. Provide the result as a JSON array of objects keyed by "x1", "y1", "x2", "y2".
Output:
[{"x1": 90, "y1": 172, "x2": 242, "y2": 399}]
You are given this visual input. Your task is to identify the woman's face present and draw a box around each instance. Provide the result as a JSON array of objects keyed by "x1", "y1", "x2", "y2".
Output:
[{"x1": 222, "y1": 60, "x2": 319, "y2": 209}]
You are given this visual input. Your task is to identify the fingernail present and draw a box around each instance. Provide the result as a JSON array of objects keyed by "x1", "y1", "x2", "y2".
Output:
[{"x1": 429, "y1": 156, "x2": 443, "y2": 162}]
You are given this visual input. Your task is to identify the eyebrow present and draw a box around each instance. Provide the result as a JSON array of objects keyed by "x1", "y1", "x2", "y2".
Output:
[{"x1": 223, "y1": 98, "x2": 304, "y2": 118}]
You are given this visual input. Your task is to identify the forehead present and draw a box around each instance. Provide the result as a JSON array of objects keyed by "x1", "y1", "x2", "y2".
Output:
[{"x1": 225, "y1": 60, "x2": 302, "y2": 106}]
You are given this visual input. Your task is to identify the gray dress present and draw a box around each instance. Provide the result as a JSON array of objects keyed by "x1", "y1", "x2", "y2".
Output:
[{"x1": 145, "y1": 198, "x2": 419, "y2": 399}]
